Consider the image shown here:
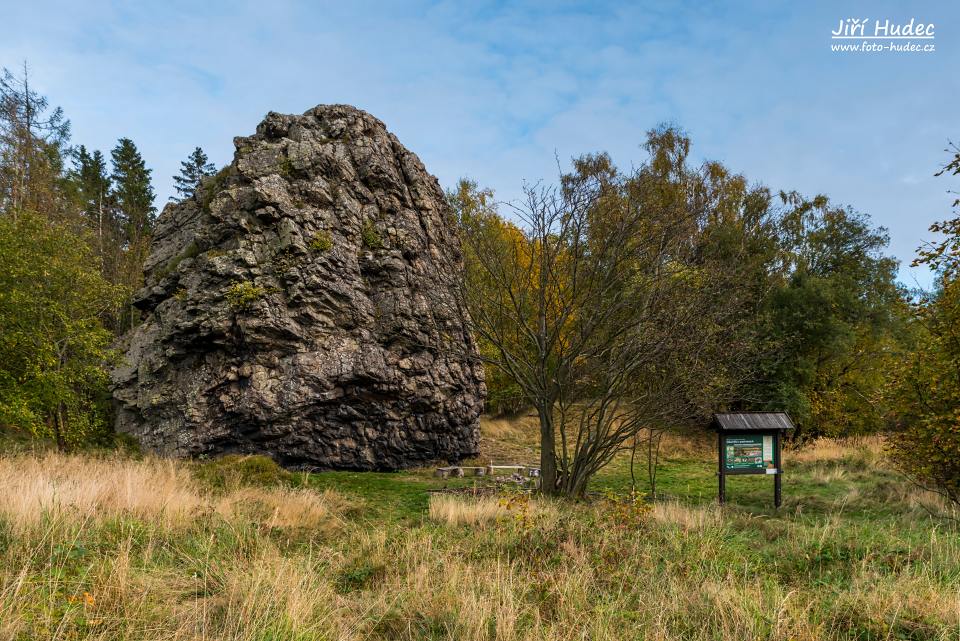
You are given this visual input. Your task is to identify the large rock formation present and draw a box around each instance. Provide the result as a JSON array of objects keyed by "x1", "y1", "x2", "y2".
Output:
[{"x1": 111, "y1": 105, "x2": 485, "y2": 470}]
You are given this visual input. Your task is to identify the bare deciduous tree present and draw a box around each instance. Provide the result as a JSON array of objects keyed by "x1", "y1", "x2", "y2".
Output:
[{"x1": 442, "y1": 135, "x2": 769, "y2": 497}]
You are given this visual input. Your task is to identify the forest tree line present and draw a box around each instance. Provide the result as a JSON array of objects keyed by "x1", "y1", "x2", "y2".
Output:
[
  {"x1": 443, "y1": 130, "x2": 958, "y2": 498},
  {"x1": 0, "y1": 65, "x2": 215, "y2": 447},
  {"x1": 0, "y1": 64, "x2": 957, "y2": 502}
]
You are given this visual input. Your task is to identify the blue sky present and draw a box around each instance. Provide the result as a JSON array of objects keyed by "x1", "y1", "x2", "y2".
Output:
[{"x1": 3, "y1": 0, "x2": 958, "y2": 287}]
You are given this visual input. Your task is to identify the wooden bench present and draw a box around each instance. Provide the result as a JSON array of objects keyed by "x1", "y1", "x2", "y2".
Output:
[{"x1": 435, "y1": 464, "x2": 541, "y2": 479}]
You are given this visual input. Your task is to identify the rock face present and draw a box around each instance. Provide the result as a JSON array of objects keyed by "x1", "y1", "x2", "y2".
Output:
[{"x1": 111, "y1": 105, "x2": 485, "y2": 470}]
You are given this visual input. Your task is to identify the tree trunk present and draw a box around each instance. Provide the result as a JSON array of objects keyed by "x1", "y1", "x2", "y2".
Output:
[
  {"x1": 52, "y1": 403, "x2": 67, "y2": 451},
  {"x1": 647, "y1": 430, "x2": 662, "y2": 498},
  {"x1": 537, "y1": 404, "x2": 558, "y2": 495},
  {"x1": 572, "y1": 477, "x2": 589, "y2": 499},
  {"x1": 564, "y1": 466, "x2": 590, "y2": 499}
]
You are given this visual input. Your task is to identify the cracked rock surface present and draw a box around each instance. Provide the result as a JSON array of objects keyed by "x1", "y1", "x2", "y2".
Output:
[{"x1": 111, "y1": 105, "x2": 485, "y2": 470}]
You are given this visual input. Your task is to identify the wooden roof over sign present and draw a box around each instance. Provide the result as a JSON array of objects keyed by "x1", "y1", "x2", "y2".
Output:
[{"x1": 712, "y1": 412, "x2": 795, "y2": 432}]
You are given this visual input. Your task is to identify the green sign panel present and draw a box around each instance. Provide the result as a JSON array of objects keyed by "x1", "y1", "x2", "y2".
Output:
[{"x1": 724, "y1": 435, "x2": 776, "y2": 471}]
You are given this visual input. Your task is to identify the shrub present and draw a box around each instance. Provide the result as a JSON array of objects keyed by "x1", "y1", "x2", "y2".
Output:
[
  {"x1": 278, "y1": 157, "x2": 295, "y2": 178},
  {"x1": 310, "y1": 230, "x2": 333, "y2": 252},
  {"x1": 888, "y1": 413, "x2": 960, "y2": 507},
  {"x1": 193, "y1": 454, "x2": 292, "y2": 491},
  {"x1": 225, "y1": 281, "x2": 267, "y2": 310},
  {"x1": 361, "y1": 220, "x2": 384, "y2": 250}
]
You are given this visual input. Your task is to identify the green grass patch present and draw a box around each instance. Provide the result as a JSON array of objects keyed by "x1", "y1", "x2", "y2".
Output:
[{"x1": 1, "y1": 429, "x2": 957, "y2": 639}]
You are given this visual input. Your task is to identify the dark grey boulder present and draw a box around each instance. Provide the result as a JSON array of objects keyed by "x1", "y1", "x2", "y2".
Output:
[{"x1": 111, "y1": 105, "x2": 484, "y2": 470}]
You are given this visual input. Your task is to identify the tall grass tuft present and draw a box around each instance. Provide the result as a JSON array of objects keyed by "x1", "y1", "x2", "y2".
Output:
[{"x1": 0, "y1": 437, "x2": 958, "y2": 639}]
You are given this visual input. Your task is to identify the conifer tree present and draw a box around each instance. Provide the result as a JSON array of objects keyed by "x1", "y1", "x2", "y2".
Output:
[
  {"x1": 172, "y1": 146, "x2": 216, "y2": 200},
  {"x1": 0, "y1": 63, "x2": 71, "y2": 220},
  {"x1": 110, "y1": 137, "x2": 156, "y2": 329},
  {"x1": 68, "y1": 145, "x2": 123, "y2": 285},
  {"x1": 71, "y1": 146, "x2": 112, "y2": 238},
  {"x1": 110, "y1": 137, "x2": 155, "y2": 238}
]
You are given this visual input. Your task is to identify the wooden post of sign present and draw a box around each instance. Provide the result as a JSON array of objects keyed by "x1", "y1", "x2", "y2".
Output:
[
  {"x1": 774, "y1": 431, "x2": 783, "y2": 508},
  {"x1": 717, "y1": 432, "x2": 726, "y2": 504}
]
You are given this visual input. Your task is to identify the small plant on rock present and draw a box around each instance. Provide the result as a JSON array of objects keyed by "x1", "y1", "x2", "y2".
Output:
[
  {"x1": 200, "y1": 165, "x2": 237, "y2": 213},
  {"x1": 225, "y1": 281, "x2": 267, "y2": 311},
  {"x1": 361, "y1": 220, "x2": 384, "y2": 250},
  {"x1": 310, "y1": 230, "x2": 333, "y2": 252},
  {"x1": 278, "y1": 157, "x2": 295, "y2": 178}
]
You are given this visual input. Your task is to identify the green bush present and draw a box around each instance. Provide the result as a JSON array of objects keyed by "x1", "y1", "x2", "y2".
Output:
[
  {"x1": 361, "y1": 220, "x2": 384, "y2": 250},
  {"x1": 890, "y1": 414, "x2": 960, "y2": 507},
  {"x1": 224, "y1": 281, "x2": 267, "y2": 310},
  {"x1": 278, "y1": 157, "x2": 295, "y2": 178},
  {"x1": 310, "y1": 230, "x2": 333, "y2": 252},
  {"x1": 888, "y1": 274, "x2": 960, "y2": 507},
  {"x1": 193, "y1": 454, "x2": 292, "y2": 491}
]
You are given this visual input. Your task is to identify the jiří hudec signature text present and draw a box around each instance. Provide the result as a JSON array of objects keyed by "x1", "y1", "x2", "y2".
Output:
[{"x1": 831, "y1": 18, "x2": 935, "y2": 39}]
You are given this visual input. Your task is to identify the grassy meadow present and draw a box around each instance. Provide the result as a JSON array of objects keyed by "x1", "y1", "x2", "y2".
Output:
[{"x1": 0, "y1": 418, "x2": 958, "y2": 640}]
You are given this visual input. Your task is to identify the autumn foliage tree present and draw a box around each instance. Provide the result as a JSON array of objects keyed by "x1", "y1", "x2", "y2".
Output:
[
  {"x1": 0, "y1": 65, "x2": 125, "y2": 447},
  {"x1": 447, "y1": 180, "x2": 530, "y2": 416},
  {"x1": 887, "y1": 141, "x2": 960, "y2": 507},
  {"x1": 446, "y1": 128, "x2": 770, "y2": 496},
  {"x1": 0, "y1": 213, "x2": 124, "y2": 447},
  {"x1": 748, "y1": 193, "x2": 907, "y2": 438}
]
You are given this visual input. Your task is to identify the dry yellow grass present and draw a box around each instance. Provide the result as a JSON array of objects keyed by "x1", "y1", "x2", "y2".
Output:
[
  {"x1": 0, "y1": 435, "x2": 958, "y2": 640},
  {"x1": 428, "y1": 494, "x2": 508, "y2": 526},
  {"x1": 0, "y1": 452, "x2": 205, "y2": 532},
  {"x1": 481, "y1": 415, "x2": 539, "y2": 441},
  {"x1": 216, "y1": 486, "x2": 347, "y2": 531},
  {"x1": 478, "y1": 414, "x2": 541, "y2": 463},
  {"x1": 0, "y1": 452, "x2": 346, "y2": 534},
  {"x1": 790, "y1": 435, "x2": 885, "y2": 464},
  {"x1": 649, "y1": 500, "x2": 723, "y2": 531}
]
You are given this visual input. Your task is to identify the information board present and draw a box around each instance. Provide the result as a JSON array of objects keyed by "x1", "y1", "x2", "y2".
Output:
[{"x1": 724, "y1": 435, "x2": 775, "y2": 471}]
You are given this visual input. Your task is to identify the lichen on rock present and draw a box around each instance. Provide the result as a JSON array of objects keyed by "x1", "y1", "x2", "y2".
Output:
[{"x1": 111, "y1": 105, "x2": 485, "y2": 470}]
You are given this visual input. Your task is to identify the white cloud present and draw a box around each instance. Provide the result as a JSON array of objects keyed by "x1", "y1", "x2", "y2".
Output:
[{"x1": 2, "y1": 0, "x2": 957, "y2": 286}]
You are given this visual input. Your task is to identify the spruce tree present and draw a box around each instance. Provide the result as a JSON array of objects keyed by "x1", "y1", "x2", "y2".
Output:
[
  {"x1": 71, "y1": 146, "x2": 112, "y2": 232},
  {"x1": 110, "y1": 137, "x2": 155, "y2": 237},
  {"x1": 172, "y1": 146, "x2": 216, "y2": 200},
  {"x1": 68, "y1": 145, "x2": 121, "y2": 284},
  {"x1": 110, "y1": 137, "x2": 156, "y2": 330}
]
